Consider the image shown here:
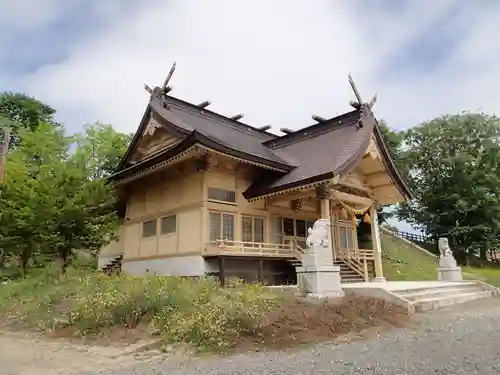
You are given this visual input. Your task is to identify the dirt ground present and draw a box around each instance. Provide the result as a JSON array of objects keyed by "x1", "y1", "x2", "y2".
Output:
[
  {"x1": 233, "y1": 295, "x2": 411, "y2": 351},
  {"x1": 0, "y1": 330, "x2": 188, "y2": 375}
]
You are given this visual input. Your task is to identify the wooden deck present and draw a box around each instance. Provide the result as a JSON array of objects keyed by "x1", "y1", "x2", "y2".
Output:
[{"x1": 203, "y1": 240, "x2": 373, "y2": 262}]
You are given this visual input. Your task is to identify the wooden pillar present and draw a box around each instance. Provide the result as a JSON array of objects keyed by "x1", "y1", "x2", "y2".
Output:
[
  {"x1": 370, "y1": 204, "x2": 386, "y2": 282},
  {"x1": 218, "y1": 256, "x2": 226, "y2": 286},
  {"x1": 315, "y1": 185, "x2": 331, "y2": 219},
  {"x1": 258, "y1": 258, "x2": 264, "y2": 283}
]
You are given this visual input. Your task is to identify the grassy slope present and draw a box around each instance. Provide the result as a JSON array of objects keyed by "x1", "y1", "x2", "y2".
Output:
[
  {"x1": 382, "y1": 233, "x2": 438, "y2": 281},
  {"x1": 381, "y1": 233, "x2": 500, "y2": 287}
]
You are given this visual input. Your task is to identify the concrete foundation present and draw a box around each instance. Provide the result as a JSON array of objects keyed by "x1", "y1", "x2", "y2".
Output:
[
  {"x1": 296, "y1": 265, "x2": 345, "y2": 298},
  {"x1": 121, "y1": 255, "x2": 217, "y2": 276}
]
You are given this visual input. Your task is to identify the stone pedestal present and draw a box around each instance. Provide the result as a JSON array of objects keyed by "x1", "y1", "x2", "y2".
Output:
[
  {"x1": 436, "y1": 237, "x2": 463, "y2": 281},
  {"x1": 437, "y1": 266, "x2": 463, "y2": 281},
  {"x1": 295, "y1": 218, "x2": 344, "y2": 298},
  {"x1": 296, "y1": 265, "x2": 344, "y2": 298}
]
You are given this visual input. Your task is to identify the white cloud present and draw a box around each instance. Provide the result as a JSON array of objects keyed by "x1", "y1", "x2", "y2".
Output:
[
  {"x1": 0, "y1": 0, "x2": 72, "y2": 34},
  {"x1": 19, "y1": 0, "x2": 500, "y2": 135},
  {"x1": 9, "y1": 0, "x2": 500, "y2": 233}
]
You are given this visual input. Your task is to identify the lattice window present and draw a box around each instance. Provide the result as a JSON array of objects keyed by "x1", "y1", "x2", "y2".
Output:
[
  {"x1": 160, "y1": 215, "x2": 177, "y2": 235},
  {"x1": 334, "y1": 210, "x2": 355, "y2": 250},
  {"x1": 208, "y1": 187, "x2": 236, "y2": 203},
  {"x1": 142, "y1": 219, "x2": 157, "y2": 238},
  {"x1": 209, "y1": 211, "x2": 235, "y2": 242},
  {"x1": 242, "y1": 216, "x2": 265, "y2": 245}
]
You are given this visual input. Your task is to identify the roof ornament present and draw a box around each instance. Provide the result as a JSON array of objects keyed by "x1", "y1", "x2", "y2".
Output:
[
  {"x1": 312, "y1": 115, "x2": 327, "y2": 123},
  {"x1": 230, "y1": 113, "x2": 244, "y2": 121},
  {"x1": 143, "y1": 61, "x2": 177, "y2": 101},
  {"x1": 348, "y1": 74, "x2": 377, "y2": 129},
  {"x1": 348, "y1": 74, "x2": 377, "y2": 110},
  {"x1": 280, "y1": 127, "x2": 294, "y2": 134},
  {"x1": 259, "y1": 125, "x2": 272, "y2": 131},
  {"x1": 197, "y1": 100, "x2": 211, "y2": 109}
]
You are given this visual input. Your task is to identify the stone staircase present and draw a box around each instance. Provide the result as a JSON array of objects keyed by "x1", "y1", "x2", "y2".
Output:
[
  {"x1": 391, "y1": 282, "x2": 499, "y2": 313},
  {"x1": 101, "y1": 255, "x2": 123, "y2": 275},
  {"x1": 289, "y1": 258, "x2": 365, "y2": 283},
  {"x1": 334, "y1": 262, "x2": 365, "y2": 283}
]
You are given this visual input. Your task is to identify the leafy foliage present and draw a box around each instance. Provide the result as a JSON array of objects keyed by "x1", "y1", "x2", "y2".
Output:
[
  {"x1": 0, "y1": 118, "x2": 122, "y2": 275},
  {"x1": 396, "y1": 113, "x2": 500, "y2": 262},
  {"x1": 0, "y1": 92, "x2": 58, "y2": 147},
  {"x1": 73, "y1": 123, "x2": 132, "y2": 179}
]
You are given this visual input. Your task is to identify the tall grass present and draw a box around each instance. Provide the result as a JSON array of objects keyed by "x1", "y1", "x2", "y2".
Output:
[{"x1": 0, "y1": 266, "x2": 281, "y2": 351}]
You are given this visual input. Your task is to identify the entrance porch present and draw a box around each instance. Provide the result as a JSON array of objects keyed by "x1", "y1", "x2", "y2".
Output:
[{"x1": 203, "y1": 183, "x2": 384, "y2": 284}]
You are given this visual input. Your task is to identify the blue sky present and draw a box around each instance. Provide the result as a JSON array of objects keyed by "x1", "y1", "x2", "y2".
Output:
[{"x1": 2, "y1": 0, "x2": 500, "y2": 233}]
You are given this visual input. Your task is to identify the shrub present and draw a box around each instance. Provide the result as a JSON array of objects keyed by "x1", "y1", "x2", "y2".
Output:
[
  {"x1": 151, "y1": 278, "x2": 280, "y2": 350},
  {"x1": 0, "y1": 266, "x2": 282, "y2": 351}
]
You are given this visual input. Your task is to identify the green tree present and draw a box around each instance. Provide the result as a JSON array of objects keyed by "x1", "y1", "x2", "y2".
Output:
[
  {"x1": 73, "y1": 122, "x2": 132, "y2": 179},
  {"x1": 396, "y1": 113, "x2": 500, "y2": 263},
  {"x1": 0, "y1": 123, "x2": 119, "y2": 276},
  {"x1": 0, "y1": 92, "x2": 58, "y2": 148}
]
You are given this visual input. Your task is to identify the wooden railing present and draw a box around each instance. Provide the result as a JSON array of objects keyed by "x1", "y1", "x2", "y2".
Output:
[
  {"x1": 336, "y1": 248, "x2": 374, "y2": 261},
  {"x1": 390, "y1": 230, "x2": 433, "y2": 245},
  {"x1": 336, "y1": 248, "x2": 374, "y2": 282},
  {"x1": 204, "y1": 240, "x2": 296, "y2": 257},
  {"x1": 203, "y1": 240, "x2": 373, "y2": 281}
]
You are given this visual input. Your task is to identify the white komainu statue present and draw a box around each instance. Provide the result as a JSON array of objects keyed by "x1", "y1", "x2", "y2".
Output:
[
  {"x1": 306, "y1": 219, "x2": 330, "y2": 251},
  {"x1": 438, "y1": 237, "x2": 457, "y2": 268}
]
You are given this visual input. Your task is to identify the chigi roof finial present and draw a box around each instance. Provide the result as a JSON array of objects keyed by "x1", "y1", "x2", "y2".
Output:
[
  {"x1": 144, "y1": 61, "x2": 177, "y2": 98},
  {"x1": 348, "y1": 74, "x2": 377, "y2": 110}
]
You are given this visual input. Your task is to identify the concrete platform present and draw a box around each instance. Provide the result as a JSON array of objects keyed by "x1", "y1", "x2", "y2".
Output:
[
  {"x1": 341, "y1": 280, "x2": 476, "y2": 291},
  {"x1": 342, "y1": 280, "x2": 500, "y2": 313}
]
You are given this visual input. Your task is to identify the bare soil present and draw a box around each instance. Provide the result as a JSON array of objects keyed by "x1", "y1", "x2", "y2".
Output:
[
  {"x1": 0, "y1": 328, "x2": 188, "y2": 375},
  {"x1": 233, "y1": 295, "x2": 411, "y2": 351}
]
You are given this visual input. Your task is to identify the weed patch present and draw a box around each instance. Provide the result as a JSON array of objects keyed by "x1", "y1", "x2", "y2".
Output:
[{"x1": 0, "y1": 266, "x2": 410, "y2": 352}]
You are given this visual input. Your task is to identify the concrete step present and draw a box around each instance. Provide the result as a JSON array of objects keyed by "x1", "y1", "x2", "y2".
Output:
[
  {"x1": 390, "y1": 282, "x2": 498, "y2": 313},
  {"x1": 412, "y1": 290, "x2": 494, "y2": 313},
  {"x1": 391, "y1": 282, "x2": 479, "y2": 295},
  {"x1": 342, "y1": 279, "x2": 364, "y2": 284},
  {"x1": 340, "y1": 276, "x2": 364, "y2": 283},
  {"x1": 397, "y1": 286, "x2": 485, "y2": 301}
]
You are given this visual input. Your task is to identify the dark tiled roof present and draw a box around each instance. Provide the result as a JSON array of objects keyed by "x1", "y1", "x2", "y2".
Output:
[
  {"x1": 244, "y1": 109, "x2": 373, "y2": 198},
  {"x1": 151, "y1": 96, "x2": 291, "y2": 167},
  {"x1": 113, "y1": 90, "x2": 412, "y2": 201}
]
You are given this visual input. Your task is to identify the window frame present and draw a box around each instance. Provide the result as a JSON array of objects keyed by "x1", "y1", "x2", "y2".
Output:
[
  {"x1": 241, "y1": 215, "x2": 265, "y2": 245},
  {"x1": 209, "y1": 211, "x2": 235, "y2": 243},
  {"x1": 333, "y1": 211, "x2": 356, "y2": 250},
  {"x1": 160, "y1": 214, "x2": 177, "y2": 236},
  {"x1": 207, "y1": 187, "x2": 237, "y2": 205},
  {"x1": 142, "y1": 219, "x2": 158, "y2": 238}
]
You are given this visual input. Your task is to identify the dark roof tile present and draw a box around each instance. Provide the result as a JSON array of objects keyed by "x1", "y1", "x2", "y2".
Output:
[
  {"x1": 151, "y1": 96, "x2": 292, "y2": 167},
  {"x1": 244, "y1": 109, "x2": 373, "y2": 198}
]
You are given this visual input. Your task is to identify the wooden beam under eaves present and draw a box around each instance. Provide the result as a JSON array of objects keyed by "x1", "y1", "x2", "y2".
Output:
[{"x1": 330, "y1": 188, "x2": 373, "y2": 207}]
